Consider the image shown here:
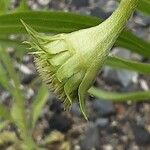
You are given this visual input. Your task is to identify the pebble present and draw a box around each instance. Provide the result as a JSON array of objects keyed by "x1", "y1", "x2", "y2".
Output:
[
  {"x1": 72, "y1": 0, "x2": 89, "y2": 7},
  {"x1": 130, "y1": 122, "x2": 150, "y2": 146},
  {"x1": 21, "y1": 73, "x2": 36, "y2": 85},
  {"x1": 96, "y1": 118, "x2": 109, "y2": 128},
  {"x1": 90, "y1": 7, "x2": 110, "y2": 19},
  {"x1": 103, "y1": 48, "x2": 138, "y2": 87},
  {"x1": 80, "y1": 123, "x2": 101, "y2": 150},
  {"x1": 92, "y1": 99, "x2": 115, "y2": 117},
  {"x1": 37, "y1": 0, "x2": 51, "y2": 6},
  {"x1": 48, "y1": 113, "x2": 72, "y2": 133},
  {"x1": 71, "y1": 103, "x2": 82, "y2": 117},
  {"x1": 103, "y1": 144, "x2": 113, "y2": 150},
  {"x1": 49, "y1": 99, "x2": 63, "y2": 114}
]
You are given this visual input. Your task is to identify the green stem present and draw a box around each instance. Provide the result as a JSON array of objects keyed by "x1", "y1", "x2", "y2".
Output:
[
  {"x1": 104, "y1": 0, "x2": 139, "y2": 32},
  {"x1": 96, "y1": 0, "x2": 139, "y2": 47},
  {"x1": 89, "y1": 87, "x2": 150, "y2": 102}
]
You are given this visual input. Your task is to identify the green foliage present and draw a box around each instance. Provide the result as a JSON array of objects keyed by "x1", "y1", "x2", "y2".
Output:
[
  {"x1": 0, "y1": 104, "x2": 12, "y2": 121},
  {"x1": 137, "y1": 0, "x2": 150, "y2": 15},
  {"x1": 89, "y1": 87, "x2": 150, "y2": 102},
  {"x1": 0, "y1": 0, "x2": 10, "y2": 14},
  {"x1": 106, "y1": 56, "x2": 150, "y2": 74},
  {"x1": 15, "y1": 0, "x2": 30, "y2": 12},
  {"x1": 0, "y1": 0, "x2": 149, "y2": 148},
  {"x1": 0, "y1": 11, "x2": 150, "y2": 57},
  {"x1": 31, "y1": 85, "x2": 49, "y2": 128},
  {"x1": 0, "y1": 47, "x2": 49, "y2": 149}
]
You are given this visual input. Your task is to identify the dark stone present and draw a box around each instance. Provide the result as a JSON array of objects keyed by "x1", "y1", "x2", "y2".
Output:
[
  {"x1": 107, "y1": 125, "x2": 123, "y2": 135},
  {"x1": 70, "y1": 103, "x2": 82, "y2": 117},
  {"x1": 21, "y1": 73, "x2": 36, "y2": 85},
  {"x1": 49, "y1": 99, "x2": 63, "y2": 114},
  {"x1": 130, "y1": 122, "x2": 150, "y2": 146},
  {"x1": 96, "y1": 118, "x2": 109, "y2": 128},
  {"x1": 72, "y1": 0, "x2": 89, "y2": 7},
  {"x1": 92, "y1": 100, "x2": 115, "y2": 117},
  {"x1": 49, "y1": 113, "x2": 72, "y2": 133},
  {"x1": 80, "y1": 123, "x2": 101, "y2": 150},
  {"x1": 90, "y1": 7, "x2": 110, "y2": 19}
]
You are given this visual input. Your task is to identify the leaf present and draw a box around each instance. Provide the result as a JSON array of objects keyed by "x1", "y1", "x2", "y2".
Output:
[
  {"x1": 138, "y1": 0, "x2": 150, "y2": 15},
  {"x1": 0, "y1": 38, "x2": 30, "y2": 56},
  {"x1": 42, "y1": 131, "x2": 65, "y2": 145},
  {"x1": 15, "y1": 0, "x2": 29, "y2": 12},
  {"x1": 0, "y1": 121, "x2": 9, "y2": 131},
  {"x1": 0, "y1": 47, "x2": 24, "y2": 104},
  {"x1": 106, "y1": 56, "x2": 150, "y2": 74},
  {"x1": 0, "y1": 11, "x2": 149, "y2": 57},
  {"x1": 89, "y1": 87, "x2": 150, "y2": 102},
  {"x1": 31, "y1": 85, "x2": 49, "y2": 128},
  {"x1": 0, "y1": 47, "x2": 27, "y2": 138},
  {"x1": 0, "y1": 131, "x2": 18, "y2": 145},
  {"x1": 11, "y1": 104, "x2": 27, "y2": 139},
  {"x1": 0, "y1": 62, "x2": 9, "y2": 90},
  {"x1": 0, "y1": 0, "x2": 10, "y2": 14},
  {"x1": 0, "y1": 104, "x2": 12, "y2": 121},
  {"x1": 115, "y1": 31, "x2": 150, "y2": 57}
]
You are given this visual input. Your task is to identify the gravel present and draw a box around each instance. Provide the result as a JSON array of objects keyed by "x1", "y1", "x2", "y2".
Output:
[{"x1": 2, "y1": 0, "x2": 150, "y2": 149}]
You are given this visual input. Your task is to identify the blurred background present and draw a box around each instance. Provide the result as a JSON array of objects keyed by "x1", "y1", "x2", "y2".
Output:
[{"x1": 1, "y1": 0, "x2": 150, "y2": 150}]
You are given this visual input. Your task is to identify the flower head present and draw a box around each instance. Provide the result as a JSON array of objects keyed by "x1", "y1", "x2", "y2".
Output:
[{"x1": 21, "y1": 0, "x2": 138, "y2": 119}]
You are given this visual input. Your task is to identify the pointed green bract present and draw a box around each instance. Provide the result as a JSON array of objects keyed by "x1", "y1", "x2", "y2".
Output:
[{"x1": 22, "y1": 0, "x2": 139, "y2": 119}]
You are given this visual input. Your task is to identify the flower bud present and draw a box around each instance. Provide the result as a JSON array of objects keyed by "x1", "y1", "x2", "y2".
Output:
[{"x1": 22, "y1": 0, "x2": 138, "y2": 119}]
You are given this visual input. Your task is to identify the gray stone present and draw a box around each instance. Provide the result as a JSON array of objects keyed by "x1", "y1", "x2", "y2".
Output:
[
  {"x1": 80, "y1": 123, "x2": 101, "y2": 150},
  {"x1": 93, "y1": 100, "x2": 115, "y2": 117}
]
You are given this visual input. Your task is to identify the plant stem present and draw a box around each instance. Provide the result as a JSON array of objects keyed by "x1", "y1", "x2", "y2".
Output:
[
  {"x1": 95, "y1": 0, "x2": 139, "y2": 59},
  {"x1": 108, "y1": 0, "x2": 139, "y2": 30}
]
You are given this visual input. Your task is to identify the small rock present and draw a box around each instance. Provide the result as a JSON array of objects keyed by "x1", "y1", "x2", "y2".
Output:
[
  {"x1": 105, "y1": 0, "x2": 117, "y2": 12},
  {"x1": 37, "y1": 0, "x2": 51, "y2": 6},
  {"x1": 92, "y1": 100, "x2": 115, "y2": 117},
  {"x1": 72, "y1": 0, "x2": 89, "y2": 7},
  {"x1": 103, "y1": 144, "x2": 113, "y2": 150},
  {"x1": 134, "y1": 13, "x2": 150, "y2": 27},
  {"x1": 90, "y1": 7, "x2": 110, "y2": 19},
  {"x1": 80, "y1": 123, "x2": 101, "y2": 150},
  {"x1": 71, "y1": 103, "x2": 82, "y2": 117},
  {"x1": 96, "y1": 118, "x2": 109, "y2": 128},
  {"x1": 103, "y1": 48, "x2": 138, "y2": 87},
  {"x1": 49, "y1": 113, "x2": 72, "y2": 133},
  {"x1": 130, "y1": 122, "x2": 150, "y2": 146},
  {"x1": 49, "y1": 99, "x2": 63, "y2": 114},
  {"x1": 21, "y1": 73, "x2": 36, "y2": 84}
]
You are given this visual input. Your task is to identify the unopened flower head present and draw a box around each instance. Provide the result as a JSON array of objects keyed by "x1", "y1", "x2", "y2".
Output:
[{"x1": 21, "y1": 0, "x2": 138, "y2": 119}]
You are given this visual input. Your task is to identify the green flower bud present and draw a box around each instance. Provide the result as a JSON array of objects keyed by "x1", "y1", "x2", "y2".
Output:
[{"x1": 22, "y1": 0, "x2": 138, "y2": 119}]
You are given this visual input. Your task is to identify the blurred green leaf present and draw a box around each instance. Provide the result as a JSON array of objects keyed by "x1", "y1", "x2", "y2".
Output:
[
  {"x1": 15, "y1": 0, "x2": 29, "y2": 12},
  {"x1": 89, "y1": 87, "x2": 150, "y2": 102},
  {"x1": 0, "y1": 0, "x2": 10, "y2": 14},
  {"x1": 138, "y1": 0, "x2": 150, "y2": 15},
  {"x1": 106, "y1": 56, "x2": 150, "y2": 74},
  {"x1": 31, "y1": 85, "x2": 49, "y2": 128},
  {"x1": 0, "y1": 121, "x2": 9, "y2": 131},
  {"x1": 0, "y1": 62, "x2": 9, "y2": 90},
  {"x1": 0, "y1": 11, "x2": 149, "y2": 57},
  {"x1": 0, "y1": 47, "x2": 23, "y2": 104},
  {"x1": 11, "y1": 104, "x2": 27, "y2": 139},
  {"x1": 0, "y1": 47, "x2": 27, "y2": 137},
  {"x1": 0, "y1": 104, "x2": 12, "y2": 121},
  {"x1": 0, "y1": 38, "x2": 30, "y2": 56},
  {"x1": 115, "y1": 31, "x2": 150, "y2": 57}
]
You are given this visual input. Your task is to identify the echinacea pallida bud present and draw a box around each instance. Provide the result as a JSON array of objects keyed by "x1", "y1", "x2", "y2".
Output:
[{"x1": 22, "y1": 0, "x2": 138, "y2": 120}]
